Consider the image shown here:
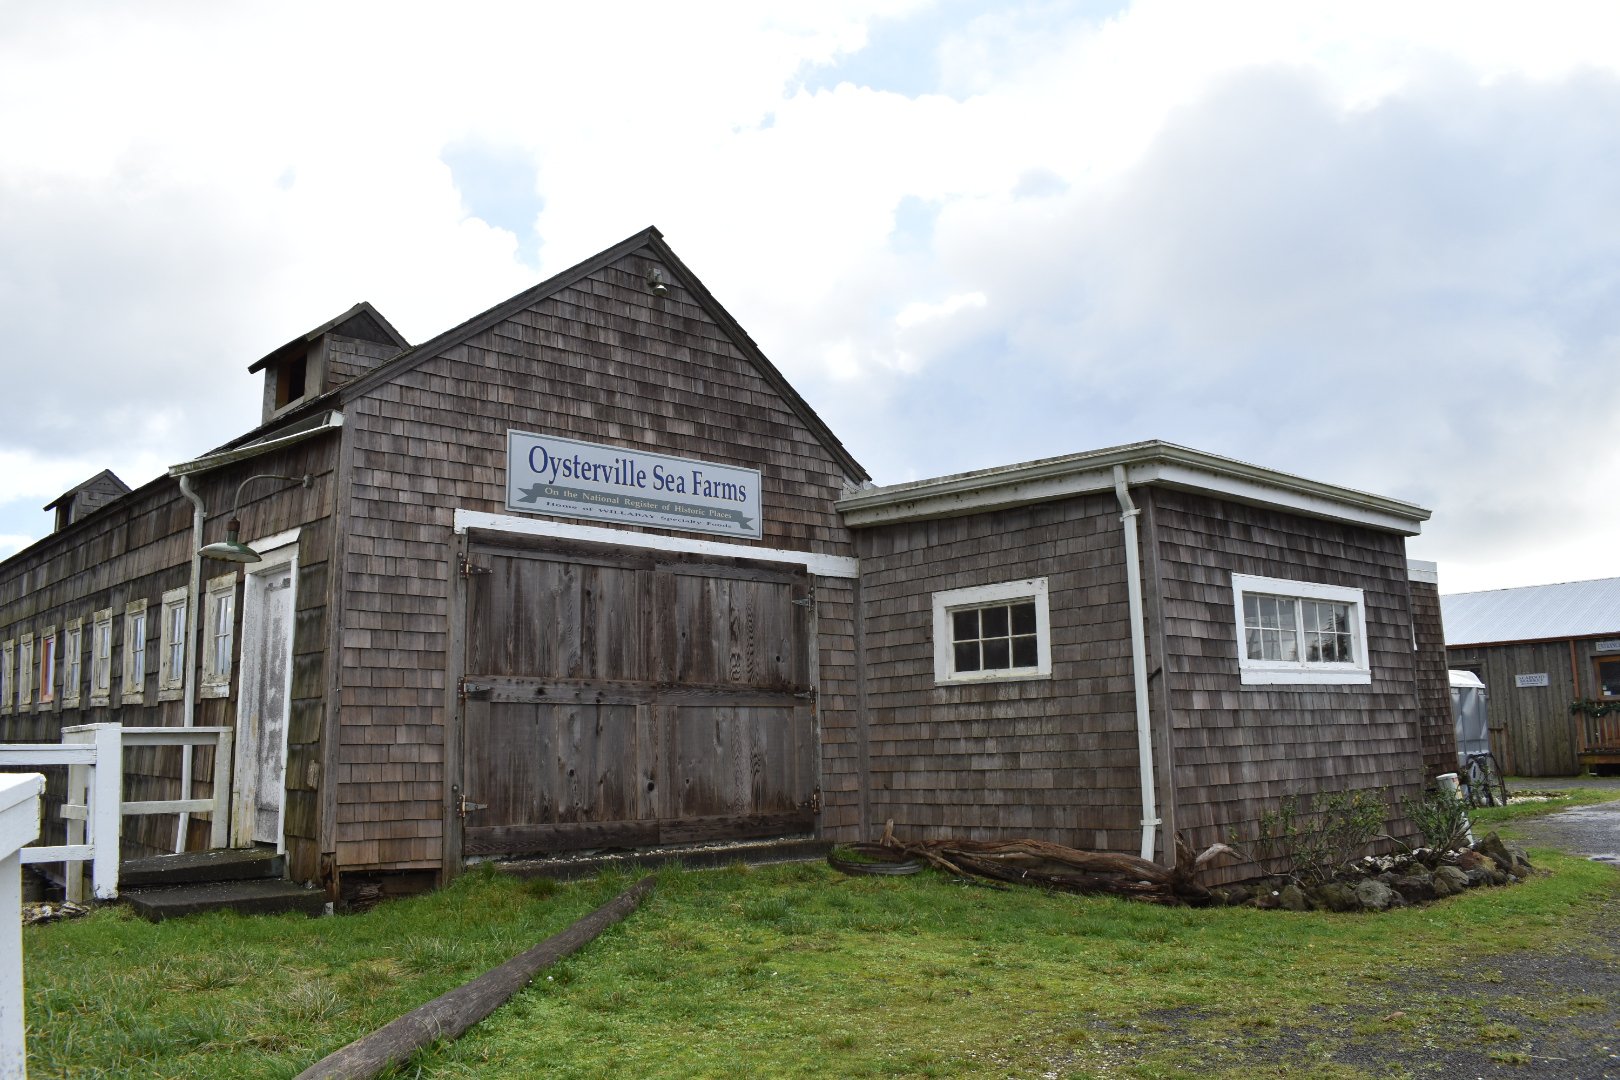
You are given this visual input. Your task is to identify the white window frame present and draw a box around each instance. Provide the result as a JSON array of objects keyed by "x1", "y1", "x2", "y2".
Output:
[
  {"x1": 0, "y1": 638, "x2": 12, "y2": 715},
  {"x1": 158, "y1": 587, "x2": 188, "y2": 700},
  {"x1": 932, "y1": 578, "x2": 1052, "y2": 685},
  {"x1": 15, "y1": 633, "x2": 32, "y2": 713},
  {"x1": 90, "y1": 609, "x2": 113, "y2": 706},
  {"x1": 37, "y1": 626, "x2": 56, "y2": 708},
  {"x1": 1231, "y1": 573, "x2": 1371, "y2": 686},
  {"x1": 122, "y1": 599, "x2": 148, "y2": 705},
  {"x1": 202, "y1": 572, "x2": 237, "y2": 698},
  {"x1": 61, "y1": 617, "x2": 83, "y2": 709}
]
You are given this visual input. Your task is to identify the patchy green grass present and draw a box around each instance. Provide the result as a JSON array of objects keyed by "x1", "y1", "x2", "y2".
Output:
[{"x1": 22, "y1": 850, "x2": 1620, "y2": 1079}]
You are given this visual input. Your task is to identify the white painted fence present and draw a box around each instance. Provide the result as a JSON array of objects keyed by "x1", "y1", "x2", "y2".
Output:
[
  {"x1": 0, "y1": 724, "x2": 233, "y2": 902},
  {"x1": 2, "y1": 772, "x2": 44, "y2": 1080}
]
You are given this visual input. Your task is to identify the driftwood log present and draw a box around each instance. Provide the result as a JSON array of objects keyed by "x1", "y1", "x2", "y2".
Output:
[
  {"x1": 294, "y1": 875, "x2": 657, "y2": 1080},
  {"x1": 879, "y1": 824, "x2": 1236, "y2": 905}
]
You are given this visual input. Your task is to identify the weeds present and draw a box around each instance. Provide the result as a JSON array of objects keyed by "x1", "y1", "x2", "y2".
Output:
[{"x1": 1249, "y1": 787, "x2": 1389, "y2": 884}]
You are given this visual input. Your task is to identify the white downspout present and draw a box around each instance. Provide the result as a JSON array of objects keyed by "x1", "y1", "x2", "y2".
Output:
[
  {"x1": 1112, "y1": 465, "x2": 1161, "y2": 861},
  {"x1": 177, "y1": 475, "x2": 206, "y2": 852}
]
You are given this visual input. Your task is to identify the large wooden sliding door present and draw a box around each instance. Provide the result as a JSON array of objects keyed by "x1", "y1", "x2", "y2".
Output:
[{"x1": 458, "y1": 540, "x2": 816, "y2": 858}]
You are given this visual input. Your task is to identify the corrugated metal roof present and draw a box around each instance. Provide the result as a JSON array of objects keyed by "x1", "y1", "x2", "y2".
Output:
[{"x1": 1442, "y1": 577, "x2": 1620, "y2": 646}]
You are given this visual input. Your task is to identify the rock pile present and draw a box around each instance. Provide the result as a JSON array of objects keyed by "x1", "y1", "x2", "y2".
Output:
[{"x1": 1210, "y1": 832, "x2": 1535, "y2": 912}]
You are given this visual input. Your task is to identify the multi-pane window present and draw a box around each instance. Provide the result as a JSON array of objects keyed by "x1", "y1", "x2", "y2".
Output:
[
  {"x1": 202, "y1": 573, "x2": 236, "y2": 697},
  {"x1": 932, "y1": 578, "x2": 1052, "y2": 685},
  {"x1": 37, "y1": 627, "x2": 56, "y2": 706},
  {"x1": 952, "y1": 601, "x2": 1040, "y2": 674},
  {"x1": 62, "y1": 618, "x2": 83, "y2": 709},
  {"x1": 16, "y1": 634, "x2": 32, "y2": 711},
  {"x1": 90, "y1": 609, "x2": 113, "y2": 706},
  {"x1": 159, "y1": 587, "x2": 188, "y2": 698},
  {"x1": 1242, "y1": 595, "x2": 1356, "y2": 664},
  {"x1": 122, "y1": 600, "x2": 147, "y2": 704},
  {"x1": 1231, "y1": 574, "x2": 1370, "y2": 685}
]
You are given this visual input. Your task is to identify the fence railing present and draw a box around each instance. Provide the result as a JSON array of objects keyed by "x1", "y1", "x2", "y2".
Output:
[
  {"x1": 1578, "y1": 710, "x2": 1620, "y2": 755},
  {"x1": 0, "y1": 723, "x2": 233, "y2": 902},
  {"x1": 2, "y1": 771, "x2": 44, "y2": 1079}
]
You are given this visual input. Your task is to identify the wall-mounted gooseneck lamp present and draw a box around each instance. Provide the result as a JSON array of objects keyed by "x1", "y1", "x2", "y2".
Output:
[{"x1": 197, "y1": 473, "x2": 313, "y2": 563}]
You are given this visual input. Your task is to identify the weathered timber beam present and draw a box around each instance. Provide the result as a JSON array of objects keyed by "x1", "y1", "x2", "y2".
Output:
[{"x1": 293, "y1": 876, "x2": 657, "y2": 1080}]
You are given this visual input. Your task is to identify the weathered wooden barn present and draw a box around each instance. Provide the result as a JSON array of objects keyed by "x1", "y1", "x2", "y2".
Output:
[
  {"x1": 0, "y1": 227, "x2": 1452, "y2": 898},
  {"x1": 1444, "y1": 577, "x2": 1620, "y2": 775}
]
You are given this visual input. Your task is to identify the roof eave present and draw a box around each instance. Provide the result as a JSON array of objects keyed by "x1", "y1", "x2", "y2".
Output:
[{"x1": 837, "y1": 440, "x2": 1429, "y2": 536}]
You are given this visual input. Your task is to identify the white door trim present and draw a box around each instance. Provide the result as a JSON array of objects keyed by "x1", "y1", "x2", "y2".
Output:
[
  {"x1": 453, "y1": 508, "x2": 859, "y2": 579},
  {"x1": 232, "y1": 532, "x2": 300, "y2": 851}
]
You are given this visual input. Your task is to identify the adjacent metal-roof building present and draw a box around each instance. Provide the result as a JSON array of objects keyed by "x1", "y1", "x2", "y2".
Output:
[
  {"x1": 1442, "y1": 577, "x2": 1620, "y2": 646},
  {"x1": 1443, "y1": 577, "x2": 1620, "y2": 775}
]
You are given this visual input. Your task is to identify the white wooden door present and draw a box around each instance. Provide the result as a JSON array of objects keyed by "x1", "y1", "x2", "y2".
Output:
[{"x1": 234, "y1": 544, "x2": 298, "y2": 850}]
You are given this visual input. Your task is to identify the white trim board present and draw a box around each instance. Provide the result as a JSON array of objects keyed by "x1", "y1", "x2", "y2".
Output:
[
  {"x1": 837, "y1": 440, "x2": 1428, "y2": 537},
  {"x1": 454, "y1": 509, "x2": 860, "y2": 579}
]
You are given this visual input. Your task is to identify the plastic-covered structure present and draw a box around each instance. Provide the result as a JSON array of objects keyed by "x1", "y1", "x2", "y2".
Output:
[{"x1": 1450, "y1": 669, "x2": 1490, "y2": 767}]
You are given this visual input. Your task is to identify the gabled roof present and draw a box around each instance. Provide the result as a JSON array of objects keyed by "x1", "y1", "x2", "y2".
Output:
[
  {"x1": 338, "y1": 226, "x2": 869, "y2": 483},
  {"x1": 43, "y1": 469, "x2": 129, "y2": 512},
  {"x1": 836, "y1": 440, "x2": 1429, "y2": 535},
  {"x1": 247, "y1": 301, "x2": 408, "y2": 374},
  {"x1": 1442, "y1": 577, "x2": 1620, "y2": 646}
]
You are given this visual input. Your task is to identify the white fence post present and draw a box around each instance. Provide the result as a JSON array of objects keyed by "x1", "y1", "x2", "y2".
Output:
[
  {"x1": 88, "y1": 724, "x2": 121, "y2": 901},
  {"x1": 1, "y1": 772, "x2": 45, "y2": 1080},
  {"x1": 61, "y1": 723, "x2": 123, "y2": 902}
]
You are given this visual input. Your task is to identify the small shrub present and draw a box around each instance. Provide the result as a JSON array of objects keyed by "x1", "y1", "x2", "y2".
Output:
[
  {"x1": 1250, "y1": 787, "x2": 1388, "y2": 885},
  {"x1": 1402, "y1": 785, "x2": 1473, "y2": 852}
]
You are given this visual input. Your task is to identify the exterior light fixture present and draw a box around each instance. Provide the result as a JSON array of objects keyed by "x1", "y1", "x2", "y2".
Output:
[
  {"x1": 646, "y1": 266, "x2": 669, "y2": 297},
  {"x1": 197, "y1": 473, "x2": 313, "y2": 563}
]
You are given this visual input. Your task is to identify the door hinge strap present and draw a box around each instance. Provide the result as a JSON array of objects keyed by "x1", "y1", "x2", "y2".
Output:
[
  {"x1": 792, "y1": 596, "x2": 813, "y2": 609},
  {"x1": 456, "y1": 677, "x2": 492, "y2": 701},
  {"x1": 459, "y1": 553, "x2": 490, "y2": 577}
]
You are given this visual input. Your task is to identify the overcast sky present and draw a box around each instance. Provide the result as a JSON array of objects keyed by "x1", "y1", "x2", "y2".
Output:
[{"x1": 2, "y1": 1, "x2": 1616, "y2": 595}]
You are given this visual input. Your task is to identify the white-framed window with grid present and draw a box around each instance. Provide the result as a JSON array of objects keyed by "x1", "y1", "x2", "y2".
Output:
[
  {"x1": 61, "y1": 617, "x2": 83, "y2": 709},
  {"x1": 932, "y1": 578, "x2": 1052, "y2": 685},
  {"x1": 202, "y1": 572, "x2": 236, "y2": 697},
  {"x1": 1231, "y1": 574, "x2": 1370, "y2": 685},
  {"x1": 90, "y1": 609, "x2": 113, "y2": 706},
  {"x1": 121, "y1": 599, "x2": 148, "y2": 705},
  {"x1": 158, "y1": 587, "x2": 188, "y2": 699}
]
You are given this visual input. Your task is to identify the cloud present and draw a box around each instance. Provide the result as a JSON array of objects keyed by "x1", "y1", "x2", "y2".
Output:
[{"x1": 2, "y1": 1, "x2": 1618, "y2": 593}]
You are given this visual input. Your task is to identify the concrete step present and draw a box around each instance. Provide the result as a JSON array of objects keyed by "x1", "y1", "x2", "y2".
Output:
[
  {"x1": 493, "y1": 835, "x2": 832, "y2": 881},
  {"x1": 121, "y1": 848, "x2": 285, "y2": 888},
  {"x1": 122, "y1": 878, "x2": 326, "y2": 922}
]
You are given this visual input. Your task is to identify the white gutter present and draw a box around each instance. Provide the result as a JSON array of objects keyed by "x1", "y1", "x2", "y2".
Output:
[
  {"x1": 175, "y1": 475, "x2": 206, "y2": 853},
  {"x1": 1113, "y1": 465, "x2": 1160, "y2": 862},
  {"x1": 836, "y1": 439, "x2": 1429, "y2": 536}
]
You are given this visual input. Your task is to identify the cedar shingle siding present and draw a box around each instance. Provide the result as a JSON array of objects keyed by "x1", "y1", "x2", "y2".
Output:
[{"x1": 0, "y1": 227, "x2": 1443, "y2": 898}]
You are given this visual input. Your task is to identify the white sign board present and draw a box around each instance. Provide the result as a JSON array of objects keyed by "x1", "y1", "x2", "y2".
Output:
[
  {"x1": 1514, "y1": 673, "x2": 1549, "y2": 688},
  {"x1": 1595, "y1": 639, "x2": 1620, "y2": 653},
  {"x1": 506, "y1": 430, "x2": 763, "y2": 540}
]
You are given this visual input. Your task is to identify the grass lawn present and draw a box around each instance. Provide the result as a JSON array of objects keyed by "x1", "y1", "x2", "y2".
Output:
[{"x1": 22, "y1": 790, "x2": 1620, "y2": 1079}]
